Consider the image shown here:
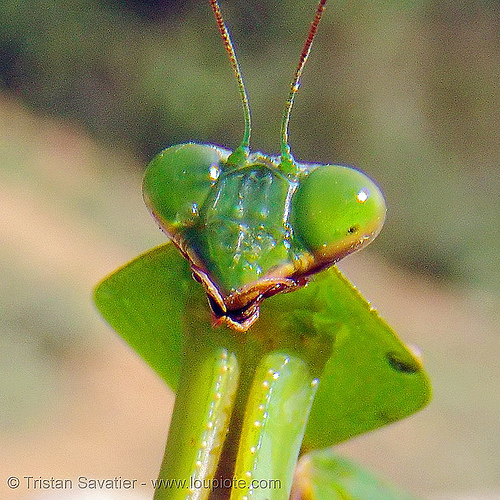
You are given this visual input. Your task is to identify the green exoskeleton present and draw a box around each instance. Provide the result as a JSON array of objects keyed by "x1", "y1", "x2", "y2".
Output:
[{"x1": 94, "y1": 1, "x2": 430, "y2": 499}]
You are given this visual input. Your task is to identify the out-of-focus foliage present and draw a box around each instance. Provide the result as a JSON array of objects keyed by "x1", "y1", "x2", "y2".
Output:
[{"x1": 1, "y1": 0, "x2": 498, "y2": 294}]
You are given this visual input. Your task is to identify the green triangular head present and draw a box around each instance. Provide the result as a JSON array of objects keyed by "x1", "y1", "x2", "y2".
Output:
[{"x1": 143, "y1": 143, "x2": 385, "y2": 332}]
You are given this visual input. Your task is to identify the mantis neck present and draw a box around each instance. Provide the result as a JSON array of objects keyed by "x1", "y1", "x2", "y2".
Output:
[{"x1": 153, "y1": 322, "x2": 319, "y2": 500}]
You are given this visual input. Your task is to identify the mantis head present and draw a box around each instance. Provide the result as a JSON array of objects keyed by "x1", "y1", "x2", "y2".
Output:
[{"x1": 142, "y1": 0, "x2": 386, "y2": 331}]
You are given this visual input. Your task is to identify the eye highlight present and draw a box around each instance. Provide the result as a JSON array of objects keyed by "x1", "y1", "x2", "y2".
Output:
[
  {"x1": 356, "y1": 189, "x2": 369, "y2": 203},
  {"x1": 291, "y1": 164, "x2": 386, "y2": 263}
]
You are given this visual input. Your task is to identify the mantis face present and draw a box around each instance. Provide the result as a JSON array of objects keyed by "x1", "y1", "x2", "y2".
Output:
[{"x1": 143, "y1": 143, "x2": 385, "y2": 331}]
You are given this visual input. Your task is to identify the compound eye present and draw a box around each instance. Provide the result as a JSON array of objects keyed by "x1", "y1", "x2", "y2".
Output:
[
  {"x1": 292, "y1": 165, "x2": 386, "y2": 262},
  {"x1": 142, "y1": 143, "x2": 229, "y2": 234}
]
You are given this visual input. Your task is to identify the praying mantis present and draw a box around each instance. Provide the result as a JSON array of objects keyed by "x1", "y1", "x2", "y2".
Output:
[{"x1": 94, "y1": 1, "x2": 431, "y2": 499}]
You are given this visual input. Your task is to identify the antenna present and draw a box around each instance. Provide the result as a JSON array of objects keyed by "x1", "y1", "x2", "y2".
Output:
[
  {"x1": 280, "y1": 0, "x2": 328, "y2": 174},
  {"x1": 210, "y1": 0, "x2": 251, "y2": 158}
]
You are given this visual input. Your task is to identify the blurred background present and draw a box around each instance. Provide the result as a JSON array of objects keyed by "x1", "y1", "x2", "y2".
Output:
[{"x1": 0, "y1": 0, "x2": 499, "y2": 499}]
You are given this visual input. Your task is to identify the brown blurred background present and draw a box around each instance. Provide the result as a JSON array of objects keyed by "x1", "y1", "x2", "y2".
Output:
[{"x1": 0, "y1": 0, "x2": 499, "y2": 499}]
